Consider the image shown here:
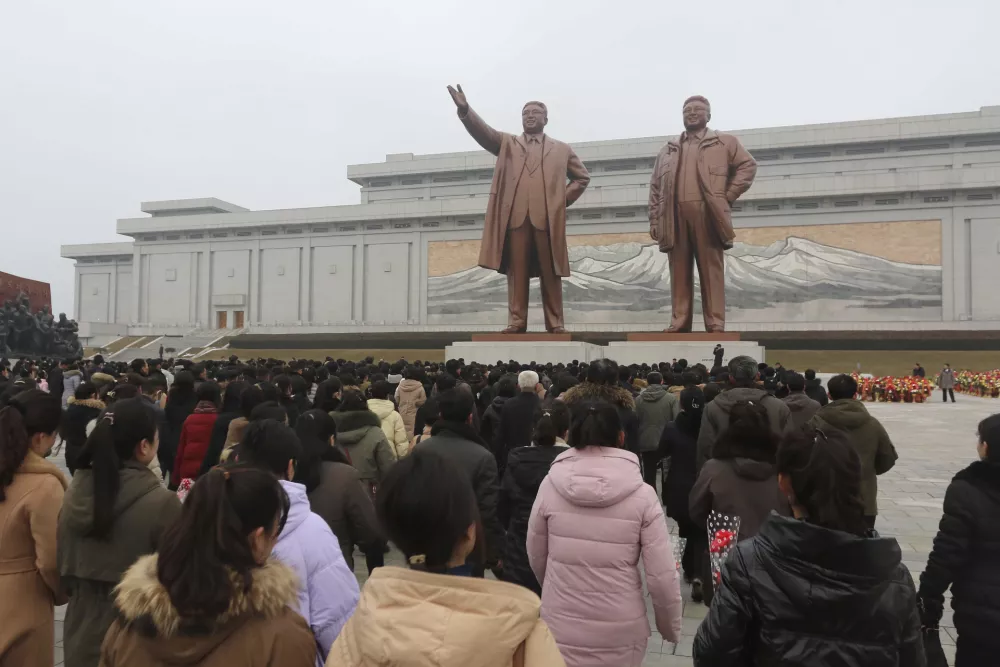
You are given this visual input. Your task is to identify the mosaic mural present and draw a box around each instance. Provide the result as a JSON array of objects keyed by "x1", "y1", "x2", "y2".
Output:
[{"x1": 426, "y1": 220, "x2": 943, "y2": 326}]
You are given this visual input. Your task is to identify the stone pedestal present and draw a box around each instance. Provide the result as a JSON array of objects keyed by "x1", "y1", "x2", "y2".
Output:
[
  {"x1": 446, "y1": 339, "x2": 604, "y2": 365},
  {"x1": 605, "y1": 339, "x2": 765, "y2": 367}
]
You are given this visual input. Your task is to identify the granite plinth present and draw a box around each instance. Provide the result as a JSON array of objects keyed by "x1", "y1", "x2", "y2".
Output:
[
  {"x1": 626, "y1": 332, "x2": 742, "y2": 342},
  {"x1": 605, "y1": 340, "x2": 765, "y2": 367},
  {"x1": 471, "y1": 333, "x2": 572, "y2": 342},
  {"x1": 446, "y1": 340, "x2": 604, "y2": 364}
]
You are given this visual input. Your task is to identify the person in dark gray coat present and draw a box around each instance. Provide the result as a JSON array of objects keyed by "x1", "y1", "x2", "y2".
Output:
[
  {"x1": 417, "y1": 388, "x2": 504, "y2": 576},
  {"x1": 781, "y1": 372, "x2": 821, "y2": 428},
  {"x1": 636, "y1": 372, "x2": 679, "y2": 488},
  {"x1": 939, "y1": 363, "x2": 957, "y2": 403}
]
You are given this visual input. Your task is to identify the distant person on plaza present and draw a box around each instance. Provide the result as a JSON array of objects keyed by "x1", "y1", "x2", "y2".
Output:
[
  {"x1": 498, "y1": 400, "x2": 570, "y2": 595},
  {"x1": 0, "y1": 390, "x2": 66, "y2": 667},
  {"x1": 694, "y1": 424, "x2": 924, "y2": 666},
  {"x1": 803, "y1": 368, "x2": 829, "y2": 406},
  {"x1": 913, "y1": 362, "x2": 926, "y2": 378},
  {"x1": 395, "y1": 365, "x2": 427, "y2": 436},
  {"x1": 918, "y1": 413, "x2": 1000, "y2": 666},
  {"x1": 713, "y1": 344, "x2": 724, "y2": 368},
  {"x1": 100, "y1": 465, "x2": 315, "y2": 667},
  {"x1": 782, "y1": 372, "x2": 821, "y2": 428},
  {"x1": 368, "y1": 380, "x2": 410, "y2": 459},
  {"x1": 327, "y1": 449, "x2": 566, "y2": 667},
  {"x1": 810, "y1": 373, "x2": 898, "y2": 532},
  {"x1": 58, "y1": 397, "x2": 181, "y2": 667},
  {"x1": 239, "y1": 419, "x2": 360, "y2": 662},
  {"x1": 528, "y1": 401, "x2": 682, "y2": 667},
  {"x1": 939, "y1": 363, "x2": 957, "y2": 403},
  {"x1": 636, "y1": 371, "x2": 680, "y2": 488},
  {"x1": 494, "y1": 370, "x2": 543, "y2": 477},
  {"x1": 696, "y1": 355, "x2": 792, "y2": 471},
  {"x1": 658, "y1": 386, "x2": 704, "y2": 598},
  {"x1": 418, "y1": 389, "x2": 504, "y2": 577}
]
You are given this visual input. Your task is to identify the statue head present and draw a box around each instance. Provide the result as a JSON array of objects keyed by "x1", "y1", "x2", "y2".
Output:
[
  {"x1": 521, "y1": 101, "x2": 548, "y2": 136},
  {"x1": 682, "y1": 95, "x2": 711, "y2": 133}
]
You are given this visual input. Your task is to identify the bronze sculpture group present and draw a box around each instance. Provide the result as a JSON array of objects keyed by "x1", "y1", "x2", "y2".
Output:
[
  {"x1": 0, "y1": 292, "x2": 83, "y2": 357},
  {"x1": 448, "y1": 87, "x2": 756, "y2": 334}
]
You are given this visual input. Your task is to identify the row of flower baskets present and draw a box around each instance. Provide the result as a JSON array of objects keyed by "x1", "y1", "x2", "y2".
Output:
[
  {"x1": 944, "y1": 369, "x2": 1000, "y2": 398},
  {"x1": 852, "y1": 373, "x2": 935, "y2": 403}
]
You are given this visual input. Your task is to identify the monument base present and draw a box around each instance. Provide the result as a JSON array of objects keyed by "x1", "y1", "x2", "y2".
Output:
[
  {"x1": 605, "y1": 339, "x2": 765, "y2": 367},
  {"x1": 626, "y1": 332, "x2": 742, "y2": 342},
  {"x1": 446, "y1": 340, "x2": 603, "y2": 365}
]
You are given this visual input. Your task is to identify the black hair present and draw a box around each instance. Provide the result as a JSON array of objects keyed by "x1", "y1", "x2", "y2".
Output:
[
  {"x1": 568, "y1": 400, "x2": 622, "y2": 449},
  {"x1": 370, "y1": 380, "x2": 392, "y2": 401},
  {"x1": 377, "y1": 448, "x2": 481, "y2": 573},
  {"x1": 76, "y1": 397, "x2": 157, "y2": 538},
  {"x1": 239, "y1": 419, "x2": 303, "y2": 478},
  {"x1": 141, "y1": 377, "x2": 165, "y2": 397},
  {"x1": 75, "y1": 381, "x2": 98, "y2": 400},
  {"x1": 827, "y1": 374, "x2": 858, "y2": 401},
  {"x1": 713, "y1": 400, "x2": 777, "y2": 462},
  {"x1": 195, "y1": 381, "x2": 221, "y2": 407},
  {"x1": 978, "y1": 414, "x2": 1000, "y2": 463},
  {"x1": 0, "y1": 390, "x2": 62, "y2": 501},
  {"x1": 777, "y1": 425, "x2": 868, "y2": 536},
  {"x1": 239, "y1": 385, "x2": 266, "y2": 419},
  {"x1": 337, "y1": 389, "x2": 369, "y2": 413},
  {"x1": 220, "y1": 381, "x2": 249, "y2": 415},
  {"x1": 167, "y1": 370, "x2": 196, "y2": 404},
  {"x1": 293, "y1": 409, "x2": 349, "y2": 492},
  {"x1": 105, "y1": 383, "x2": 140, "y2": 404},
  {"x1": 495, "y1": 374, "x2": 518, "y2": 399},
  {"x1": 156, "y1": 464, "x2": 290, "y2": 619},
  {"x1": 805, "y1": 369, "x2": 817, "y2": 381},
  {"x1": 533, "y1": 401, "x2": 571, "y2": 447},
  {"x1": 435, "y1": 373, "x2": 458, "y2": 393},
  {"x1": 314, "y1": 378, "x2": 343, "y2": 412},
  {"x1": 249, "y1": 401, "x2": 287, "y2": 423},
  {"x1": 786, "y1": 372, "x2": 806, "y2": 392},
  {"x1": 437, "y1": 388, "x2": 474, "y2": 423},
  {"x1": 585, "y1": 359, "x2": 618, "y2": 386},
  {"x1": 647, "y1": 371, "x2": 663, "y2": 385}
]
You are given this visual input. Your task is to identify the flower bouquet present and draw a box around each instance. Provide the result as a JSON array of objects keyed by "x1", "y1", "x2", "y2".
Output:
[
  {"x1": 707, "y1": 511, "x2": 741, "y2": 591},
  {"x1": 952, "y1": 369, "x2": 1000, "y2": 398},
  {"x1": 176, "y1": 478, "x2": 194, "y2": 503},
  {"x1": 672, "y1": 536, "x2": 687, "y2": 572},
  {"x1": 854, "y1": 374, "x2": 933, "y2": 403}
]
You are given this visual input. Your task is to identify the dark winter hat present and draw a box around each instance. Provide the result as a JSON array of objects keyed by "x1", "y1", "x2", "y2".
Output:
[{"x1": 728, "y1": 355, "x2": 759, "y2": 383}]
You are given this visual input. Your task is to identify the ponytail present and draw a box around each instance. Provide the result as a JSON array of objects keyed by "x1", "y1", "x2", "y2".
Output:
[
  {"x1": 777, "y1": 425, "x2": 868, "y2": 537},
  {"x1": 157, "y1": 464, "x2": 289, "y2": 618},
  {"x1": 533, "y1": 401, "x2": 570, "y2": 447},
  {"x1": 0, "y1": 390, "x2": 62, "y2": 501},
  {"x1": 76, "y1": 397, "x2": 157, "y2": 539},
  {"x1": 568, "y1": 400, "x2": 622, "y2": 449}
]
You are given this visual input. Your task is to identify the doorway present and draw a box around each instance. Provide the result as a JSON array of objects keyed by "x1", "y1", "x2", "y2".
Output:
[
  {"x1": 216, "y1": 311, "x2": 228, "y2": 329},
  {"x1": 234, "y1": 310, "x2": 245, "y2": 328}
]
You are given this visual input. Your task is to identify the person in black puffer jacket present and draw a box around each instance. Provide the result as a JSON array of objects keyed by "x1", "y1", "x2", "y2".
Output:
[
  {"x1": 480, "y1": 374, "x2": 516, "y2": 450},
  {"x1": 918, "y1": 413, "x2": 1000, "y2": 666},
  {"x1": 59, "y1": 382, "x2": 104, "y2": 475},
  {"x1": 497, "y1": 401, "x2": 570, "y2": 594},
  {"x1": 694, "y1": 424, "x2": 923, "y2": 666}
]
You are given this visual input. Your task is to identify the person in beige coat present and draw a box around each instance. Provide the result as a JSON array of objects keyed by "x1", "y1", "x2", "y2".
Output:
[
  {"x1": 368, "y1": 381, "x2": 409, "y2": 459},
  {"x1": 328, "y1": 448, "x2": 565, "y2": 667},
  {"x1": 395, "y1": 369, "x2": 426, "y2": 437},
  {"x1": 0, "y1": 389, "x2": 67, "y2": 667}
]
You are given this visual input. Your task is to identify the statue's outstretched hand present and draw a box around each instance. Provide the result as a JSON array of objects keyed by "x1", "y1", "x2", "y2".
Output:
[{"x1": 447, "y1": 84, "x2": 469, "y2": 114}]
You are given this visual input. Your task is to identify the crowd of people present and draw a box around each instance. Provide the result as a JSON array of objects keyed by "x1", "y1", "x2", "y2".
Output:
[{"x1": 0, "y1": 351, "x2": 996, "y2": 666}]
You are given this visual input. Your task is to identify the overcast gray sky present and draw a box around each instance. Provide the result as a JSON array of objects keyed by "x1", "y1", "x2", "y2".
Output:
[{"x1": 3, "y1": 0, "x2": 999, "y2": 316}]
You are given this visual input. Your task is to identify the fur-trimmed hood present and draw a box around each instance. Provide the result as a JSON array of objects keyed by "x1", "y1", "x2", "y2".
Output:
[
  {"x1": 331, "y1": 408, "x2": 383, "y2": 436},
  {"x1": 112, "y1": 554, "x2": 300, "y2": 659},
  {"x1": 561, "y1": 381, "x2": 636, "y2": 411}
]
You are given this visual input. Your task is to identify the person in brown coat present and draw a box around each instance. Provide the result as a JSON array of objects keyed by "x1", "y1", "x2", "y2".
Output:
[
  {"x1": 447, "y1": 84, "x2": 590, "y2": 333},
  {"x1": 395, "y1": 367, "x2": 426, "y2": 437},
  {"x1": 648, "y1": 96, "x2": 757, "y2": 332},
  {"x1": 99, "y1": 464, "x2": 315, "y2": 667},
  {"x1": 0, "y1": 389, "x2": 67, "y2": 667}
]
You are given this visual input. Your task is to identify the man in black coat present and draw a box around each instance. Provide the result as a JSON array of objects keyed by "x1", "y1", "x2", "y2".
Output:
[
  {"x1": 803, "y1": 368, "x2": 829, "y2": 406},
  {"x1": 48, "y1": 359, "x2": 66, "y2": 406},
  {"x1": 59, "y1": 381, "x2": 103, "y2": 474},
  {"x1": 418, "y1": 388, "x2": 504, "y2": 576},
  {"x1": 494, "y1": 370, "x2": 541, "y2": 477},
  {"x1": 918, "y1": 414, "x2": 1000, "y2": 665}
]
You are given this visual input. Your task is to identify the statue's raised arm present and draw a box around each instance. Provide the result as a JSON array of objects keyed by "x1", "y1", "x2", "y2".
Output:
[{"x1": 447, "y1": 84, "x2": 503, "y2": 157}]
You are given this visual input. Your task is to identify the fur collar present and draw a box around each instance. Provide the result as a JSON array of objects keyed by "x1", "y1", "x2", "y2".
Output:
[
  {"x1": 114, "y1": 554, "x2": 299, "y2": 637},
  {"x1": 19, "y1": 451, "x2": 69, "y2": 490},
  {"x1": 72, "y1": 398, "x2": 106, "y2": 411},
  {"x1": 561, "y1": 382, "x2": 636, "y2": 411},
  {"x1": 332, "y1": 409, "x2": 382, "y2": 432}
]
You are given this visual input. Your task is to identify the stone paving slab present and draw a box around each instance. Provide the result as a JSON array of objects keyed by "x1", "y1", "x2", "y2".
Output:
[{"x1": 52, "y1": 396, "x2": 997, "y2": 666}]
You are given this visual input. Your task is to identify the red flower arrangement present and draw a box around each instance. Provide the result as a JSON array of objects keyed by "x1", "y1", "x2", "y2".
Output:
[
  {"x1": 852, "y1": 373, "x2": 933, "y2": 403},
  {"x1": 948, "y1": 370, "x2": 1000, "y2": 398}
]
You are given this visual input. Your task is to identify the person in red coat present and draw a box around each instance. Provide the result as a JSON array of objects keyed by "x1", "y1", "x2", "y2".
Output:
[{"x1": 170, "y1": 381, "x2": 221, "y2": 488}]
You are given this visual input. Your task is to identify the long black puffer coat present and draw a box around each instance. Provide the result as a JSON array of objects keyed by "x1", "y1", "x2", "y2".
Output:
[
  {"x1": 918, "y1": 459, "x2": 1000, "y2": 654},
  {"x1": 694, "y1": 513, "x2": 924, "y2": 666},
  {"x1": 497, "y1": 444, "x2": 566, "y2": 595}
]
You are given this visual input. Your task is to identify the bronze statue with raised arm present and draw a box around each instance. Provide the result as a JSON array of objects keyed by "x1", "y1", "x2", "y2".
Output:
[{"x1": 447, "y1": 85, "x2": 590, "y2": 333}]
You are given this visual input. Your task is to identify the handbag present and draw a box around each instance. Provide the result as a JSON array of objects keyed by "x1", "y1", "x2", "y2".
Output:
[{"x1": 922, "y1": 627, "x2": 948, "y2": 667}]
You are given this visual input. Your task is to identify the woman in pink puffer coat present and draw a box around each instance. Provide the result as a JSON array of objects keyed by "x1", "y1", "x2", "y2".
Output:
[{"x1": 527, "y1": 400, "x2": 683, "y2": 667}]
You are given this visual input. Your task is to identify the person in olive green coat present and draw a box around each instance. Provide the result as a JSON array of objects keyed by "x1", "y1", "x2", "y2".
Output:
[
  {"x1": 331, "y1": 390, "x2": 396, "y2": 495},
  {"x1": 57, "y1": 398, "x2": 181, "y2": 667},
  {"x1": 809, "y1": 374, "x2": 897, "y2": 531}
]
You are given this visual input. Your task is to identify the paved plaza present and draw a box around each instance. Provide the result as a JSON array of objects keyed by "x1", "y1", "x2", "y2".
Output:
[{"x1": 50, "y1": 395, "x2": 996, "y2": 666}]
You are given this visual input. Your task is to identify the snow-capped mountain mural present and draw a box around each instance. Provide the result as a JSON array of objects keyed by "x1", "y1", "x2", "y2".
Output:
[{"x1": 427, "y1": 231, "x2": 942, "y2": 326}]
